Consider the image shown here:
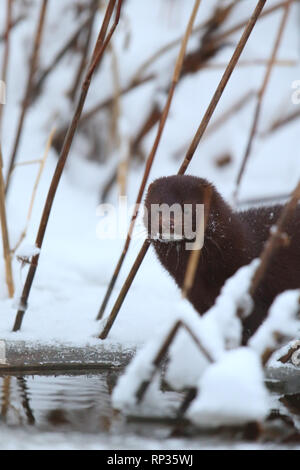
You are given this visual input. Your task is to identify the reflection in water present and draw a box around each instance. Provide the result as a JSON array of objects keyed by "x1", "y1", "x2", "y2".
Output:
[
  {"x1": 0, "y1": 372, "x2": 299, "y2": 445},
  {"x1": 1, "y1": 376, "x2": 11, "y2": 419},
  {"x1": 0, "y1": 373, "x2": 118, "y2": 433},
  {"x1": 17, "y1": 377, "x2": 35, "y2": 425}
]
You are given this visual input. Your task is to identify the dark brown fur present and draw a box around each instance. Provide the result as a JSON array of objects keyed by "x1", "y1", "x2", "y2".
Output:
[{"x1": 144, "y1": 175, "x2": 300, "y2": 343}]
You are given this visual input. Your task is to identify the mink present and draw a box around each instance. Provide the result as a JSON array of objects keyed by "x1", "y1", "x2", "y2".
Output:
[{"x1": 144, "y1": 175, "x2": 300, "y2": 344}]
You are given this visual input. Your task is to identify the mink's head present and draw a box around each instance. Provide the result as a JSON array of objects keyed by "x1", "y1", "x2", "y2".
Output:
[{"x1": 144, "y1": 175, "x2": 214, "y2": 243}]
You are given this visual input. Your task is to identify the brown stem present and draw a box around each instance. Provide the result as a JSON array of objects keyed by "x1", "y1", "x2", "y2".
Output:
[
  {"x1": 12, "y1": 128, "x2": 55, "y2": 254},
  {"x1": 233, "y1": 1, "x2": 292, "y2": 203},
  {"x1": 5, "y1": 0, "x2": 49, "y2": 194},
  {"x1": 96, "y1": 0, "x2": 203, "y2": 321},
  {"x1": 98, "y1": 0, "x2": 268, "y2": 339},
  {"x1": 0, "y1": 13, "x2": 26, "y2": 43},
  {"x1": 0, "y1": 0, "x2": 13, "y2": 136},
  {"x1": 243, "y1": 179, "x2": 300, "y2": 344},
  {"x1": 78, "y1": 1, "x2": 293, "y2": 130},
  {"x1": 135, "y1": 320, "x2": 214, "y2": 405},
  {"x1": 68, "y1": 0, "x2": 98, "y2": 103},
  {"x1": 182, "y1": 186, "x2": 212, "y2": 298},
  {"x1": 12, "y1": 0, "x2": 123, "y2": 333},
  {"x1": 34, "y1": 14, "x2": 95, "y2": 100},
  {"x1": 0, "y1": 143, "x2": 14, "y2": 297},
  {"x1": 178, "y1": 0, "x2": 267, "y2": 175},
  {"x1": 262, "y1": 108, "x2": 300, "y2": 137},
  {"x1": 176, "y1": 387, "x2": 197, "y2": 420},
  {"x1": 133, "y1": 0, "x2": 292, "y2": 82},
  {"x1": 80, "y1": 74, "x2": 154, "y2": 126},
  {"x1": 173, "y1": 90, "x2": 255, "y2": 160},
  {"x1": 278, "y1": 340, "x2": 300, "y2": 364},
  {"x1": 99, "y1": 239, "x2": 151, "y2": 339}
]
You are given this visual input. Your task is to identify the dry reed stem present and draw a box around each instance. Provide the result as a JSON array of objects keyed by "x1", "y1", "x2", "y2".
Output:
[
  {"x1": 132, "y1": 0, "x2": 292, "y2": 82},
  {"x1": 233, "y1": 1, "x2": 292, "y2": 204},
  {"x1": 34, "y1": 14, "x2": 95, "y2": 100},
  {"x1": 249, "y1": 180, "x2": 300, "y2": 299},
  {"x1": 12, "y1": 128, "x2": 56, "y2": 254},
  {"x1": 68, "y1": 0, "x2": 98, "y2": 103},
  {"x1": 182, "y1": 186, "x2": 212, "y2": 299},
  {"x1": 0, "y1": 0, "x2": 13, "y2": 136},
  {"x1": 77, "y1": 74, "x2": 155, "y2": 128},
  {"x1": 178, "y1": 0, "x2": 268, "y2": 175},
  {"x1": 203, "y1": 59, "x2": 296, "y2": 69},
  {"x1": 173, "y1": 90, "x2": 255, "y2": 160},
  {"x1": 109, "y1": 42, "x2": 122, "y2": 158},
  {"x1": 12, "y1": 0, "x2": 123, "y2": 332},
  {"x1": 78, "y1": 56, "x2": 294, "y2": 131},
  {"x1": 262, "y1": 108, "x2": 300, "y2": 137},
  {"x1": 98, "y1": 0, "x2": 268, "y2": 339},
  {"x1": 0, "y1": 143, "x2": 14, "y2": 297},
  {"x1": 81, "y1": 1, "x2": 291, "y2": 128},
  {"x1": 12, "y1": 159, "x2": 43, "y2": 168},
  {"x1": 0, "y1": 14, "x2": 25, "y2": 43},
  {"x1": 136, "y1": 319, "x2": 214, "y2": 405},
  {"x1": 5, "y1": 0, "x2": 49, "y2": 194},
  {"x1": 243, "y1": 179, "x2": 300, "y2": 345},
  {"x1": 96, "y1": 0, "x2": 203, "y2": 321},
  {"x1": 278, "y1": 340, "x2": 300, "y2": 364}
]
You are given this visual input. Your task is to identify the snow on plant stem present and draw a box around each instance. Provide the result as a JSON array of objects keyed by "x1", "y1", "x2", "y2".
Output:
[{"x1": 187, "y1": 348, "x2": 269, "y2": 427}]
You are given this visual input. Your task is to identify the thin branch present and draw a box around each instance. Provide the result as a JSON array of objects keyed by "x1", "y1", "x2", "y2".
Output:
[
  {"x1": 0, "y1": 0, "x2": 13, "y2": 136},
  {"x1": 262, "y1": 108, "x2": 300, "y2": 137},
  {"x1": 98, "y1": 0, "x2": 268, "y2": 339},
  {"x1": 96, "y1": 0, "x2": 203, "y2": 321},
  {"x1": 132, "y1": 0, "x2": 293, "y2": 82},
  {"x1": 243, "y1": 178, "x2": 300, "y2": 345},
  {"x1": 278, "y1": 340, "x2": 300, "y2": 364},
  {"x1": 0, "y1": 143, "x2": 14, "y2": 297},
  {"x1": 12, "y1": 158, "x2": 43, "y2": 168},
  {"x1": 182, "y1": 186, "x2": 212, "y2": 299},
  {"x1": 68, "y1": 0, "x2": 98, "y2": 103},
  {"x1": 12, "y1": 0, "x2": 124, "y2": 332},
  {"x1": 233, "y1": 1, "x2": 292, "y2": 204},
  {"x1": 202, "y1": 59, "x2": 297, "y2": 69},
  {"x1": 135, "y1": 320, "x2": 214, "y2": 405},
  {"x1": 0, "y1": 13, "x2": 26, "y2": 43},
  {"x1": 79, "y1": 73, "x2": 154, "y2": 124},
  {"x1": 5, "y1": 0, "x2": 49, "y2": 194},
  {"x1": 33, "y1": 14, "x2": 94, "y2": 100},
  {"x1": 12, "y1": 128, "x2": 56, "y2": 254},
  {"x1": 79, "y1": 2, "x2": 294, "y2": 130},
  {"x1": 173, "y1": 90, "x2": 255, "y2": 160},
  {"x1": 109, "y1": 42, "x2": 121, "y2": 150},
  {"x1": 122, "y1": 56, "x2": 294, "y2": 166}
]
